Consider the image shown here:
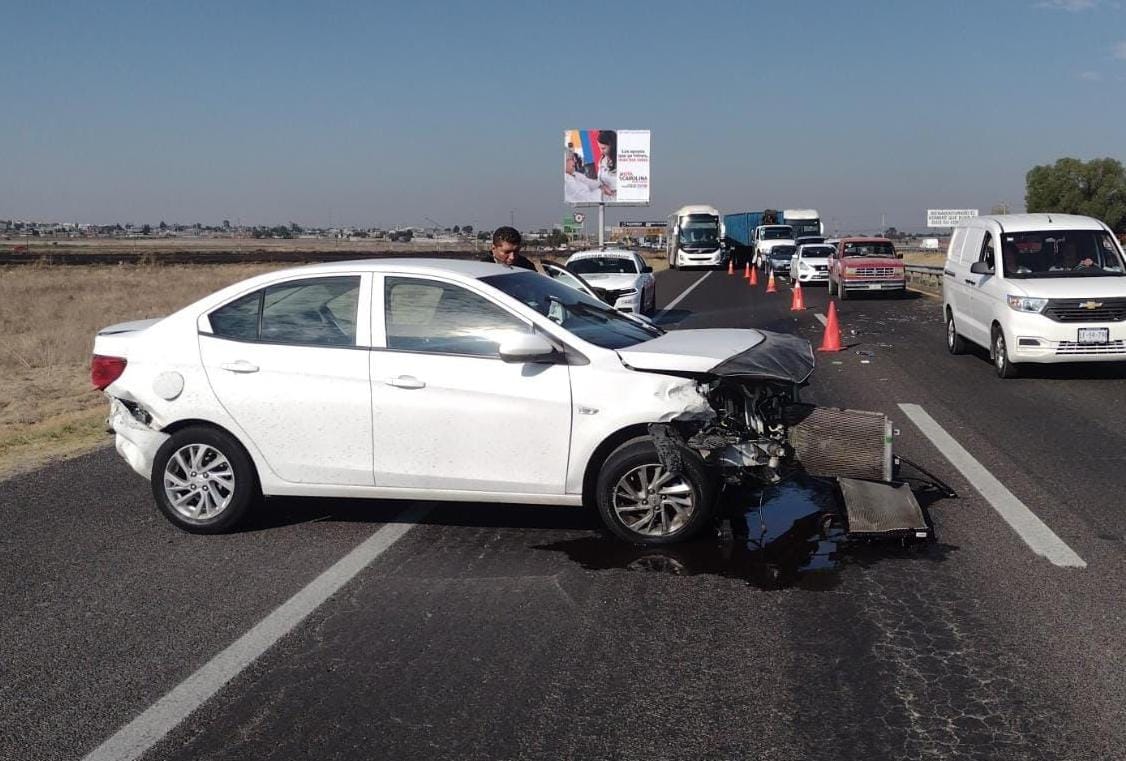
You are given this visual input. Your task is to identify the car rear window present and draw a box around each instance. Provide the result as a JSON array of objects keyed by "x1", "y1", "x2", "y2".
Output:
[{"x1": 209, "y1": 276, "x2": 360, "y2": 346}]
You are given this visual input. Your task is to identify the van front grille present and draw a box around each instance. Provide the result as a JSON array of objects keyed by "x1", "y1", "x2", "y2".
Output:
[{"x1": 1043, "y1": 298, "x2": 1126, "y2": 323}]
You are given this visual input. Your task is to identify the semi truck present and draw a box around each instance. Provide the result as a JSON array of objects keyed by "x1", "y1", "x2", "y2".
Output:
[
  {"x1": 724, "y1": 209, "x2": 823, "y2": 265},
  {"x1": 666, "y1": 205, "x2": 725, "y2": 269}
]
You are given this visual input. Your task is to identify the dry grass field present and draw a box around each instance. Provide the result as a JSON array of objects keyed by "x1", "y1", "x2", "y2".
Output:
[{"x1": 0, "y1": 262, "x2": 289, "y2": 477}]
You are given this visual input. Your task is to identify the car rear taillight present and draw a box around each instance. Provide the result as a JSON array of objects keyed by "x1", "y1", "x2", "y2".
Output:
[{"x1": 91, "y1": 355, "x2": 127, "y2": 390}]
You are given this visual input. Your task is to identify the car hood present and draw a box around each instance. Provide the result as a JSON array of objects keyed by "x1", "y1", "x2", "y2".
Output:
[
  {"x1": 1003, "y1": 276, "x2": 1126, "y2": 299},
  {"x1": 798, "y1": 256, "x2": 829, "y2": 265},
  {"x1": 617, "y1": 328, "x2": 815, "y2": 383},
  {"x1": 759, "y1": 240, "x2": 795, "y2": 250},
  {"x1": 576, "y1": 272, "x2": 641, "y2": 289}
]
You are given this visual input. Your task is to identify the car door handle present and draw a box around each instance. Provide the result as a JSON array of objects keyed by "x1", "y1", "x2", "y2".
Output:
[
  {"x1": 963, "y1": 279, "x2": 976, "y2": 285},
  {"x1": 386, "y1": 375, "x2": 426, "y2": 389},
  {"x1": 220, "y1": 361, "x2": 259, "y2": 373}
]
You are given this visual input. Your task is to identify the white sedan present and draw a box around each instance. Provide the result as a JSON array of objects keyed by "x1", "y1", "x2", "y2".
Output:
[
  {"x1": 92, "y1": 259, "x2": 813, "y2": 544},
  {"x1": 563, "y1": 249, "x2": 657, "y2": 315},
  {"x1": 790, "y1": 243, "x2": 834, "y2": 284}
]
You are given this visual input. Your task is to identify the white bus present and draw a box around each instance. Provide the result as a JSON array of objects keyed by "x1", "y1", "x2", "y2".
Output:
[{"x1": 666, "y1": 205, "x2": 725, "y2": 270}]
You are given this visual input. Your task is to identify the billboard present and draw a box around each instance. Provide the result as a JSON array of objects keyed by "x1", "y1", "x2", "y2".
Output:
[
  {"x1": 564, "y1": 129, "x2": 650, "y2": 205},
  {"x1": 927, "y1": 209, "x2": 978, "y2": 228}
]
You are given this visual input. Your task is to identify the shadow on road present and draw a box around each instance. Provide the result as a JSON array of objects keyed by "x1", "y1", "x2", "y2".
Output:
[{"x1": 963, "y1": 344, "x2": 1126, "y2": 380}]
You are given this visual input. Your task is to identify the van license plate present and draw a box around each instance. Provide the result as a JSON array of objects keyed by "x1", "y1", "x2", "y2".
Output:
[{"x1": 1078, "y1": 328, "x2": 1109, "y2": 344}]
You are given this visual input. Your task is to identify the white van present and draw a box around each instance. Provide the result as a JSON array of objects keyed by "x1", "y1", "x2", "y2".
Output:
[{"x1": 943, "y1": 213, "x2": 1126, "y2": 377}]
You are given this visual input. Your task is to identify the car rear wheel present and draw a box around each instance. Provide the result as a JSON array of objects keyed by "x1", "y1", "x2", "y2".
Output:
[
  {"x1": 596, "y1": 437, "x2": 715, "y2": 545},
  {"x1": 991, "y1": 325, "x2": 1020, "y2": 379},
  {"x1": 946, "y1": 310, "x2": 967, "y2": 355},
  {"x1": 151, "y1": 425, "x2": 258, "y2": 533},
  {"x1": 839, "y1": 282, "x2": 849, "y2": 300}
]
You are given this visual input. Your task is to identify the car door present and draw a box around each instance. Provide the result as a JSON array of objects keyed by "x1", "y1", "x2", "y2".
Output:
[
  {"x1": 199, "y1": 274, "x2": 374, "y2": 485},
  {"x1": 963, "y1": 229, "x2": 995, "y2": 345},
  {"x1": 369, "y1": 274, "x2": 572, "y2": 494}
]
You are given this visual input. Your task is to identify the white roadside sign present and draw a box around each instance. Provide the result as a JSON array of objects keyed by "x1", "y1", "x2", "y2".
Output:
[{"x1": 927, "y1": 209, "x2": 978, "y2": 228}]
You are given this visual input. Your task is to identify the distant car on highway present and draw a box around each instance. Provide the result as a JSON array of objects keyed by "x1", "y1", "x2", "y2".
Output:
[
  {"x1": 827, "y1": 237, "x2": 906, "y2": 299},
  {"x1": 791, "y1": 243, "x2": 834, "y2": 284},
  {"x1": 563, "y1": 249, "x2": 657, "y2": 315},
  {"x1": 91, "y1": 258, "x2": 817, "y2": 544},
  {"x1": 943, "y1": 213, "x2": 1126, "y2": 378},
  {"x1": 795, "y1": 235, "x2": 826, "y2": 248},
  {"x1": 764, "y1": 245, "x2": 796, "y2": 280}
]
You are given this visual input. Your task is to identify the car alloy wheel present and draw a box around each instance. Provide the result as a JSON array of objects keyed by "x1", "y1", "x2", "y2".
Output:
[
  {"x1": 163, "y1": 443, "x2": 236, "y2": 520},
  {"x1": 611, "y1": 464, "x2": 695, "y2": 537},
  {"x1": 992, "y1": 327, "x2": 1019, "y2": 378},
  {"x1": 946, "y1": 311, "x2": 966, "y2": 355}
]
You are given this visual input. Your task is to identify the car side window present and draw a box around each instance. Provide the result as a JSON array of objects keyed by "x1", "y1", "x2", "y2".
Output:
[
  {"x1": 979, "y1": 232, "x2": 995, "y2": 270},
  {"x1": 209, "y1": 276, "x2": 360, "y2": 346},
  {"x1": 209, "y1": 291, "x2": 261, "y2": 340},
  {"x1": 385, "y1": 277, "x2": 529, "y2": 357}
]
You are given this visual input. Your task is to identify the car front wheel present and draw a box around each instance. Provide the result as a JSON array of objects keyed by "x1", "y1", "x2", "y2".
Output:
[
  {"x1": 151, "y1": 425, "x2": 258, "y2": 533},
  {"x1": 595, "y1": 437, "x2": 715, "y2": 545},
  {"x1": 991, "y1": 325, "x2": 1020, "y2": 379}
]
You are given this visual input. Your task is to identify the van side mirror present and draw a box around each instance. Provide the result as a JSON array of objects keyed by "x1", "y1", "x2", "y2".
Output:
[{"x1": 970, "y1": 261, "x2": 994, "y2": 275}]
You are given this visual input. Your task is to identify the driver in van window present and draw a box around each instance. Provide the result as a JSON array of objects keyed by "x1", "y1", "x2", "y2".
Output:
[
  {"x1": 1003, "y1": 242, "x2": 1030, "y2": 274},
  {"x1": 1052, "y1": 239, "x2": 1095, "y2": 270}
]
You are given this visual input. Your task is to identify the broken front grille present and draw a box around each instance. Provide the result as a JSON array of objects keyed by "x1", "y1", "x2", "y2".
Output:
[
  {"x1": 1043, "y1": 299, "x2": 1126, "y2": 323},
  {"x1": 783, "y1": 404, "x2": 891, "y2": 481}
]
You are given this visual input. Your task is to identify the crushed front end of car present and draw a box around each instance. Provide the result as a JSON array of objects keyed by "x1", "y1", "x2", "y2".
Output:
[{"x1": 637, "y1": 330, "x2": 938, "y2": 542}]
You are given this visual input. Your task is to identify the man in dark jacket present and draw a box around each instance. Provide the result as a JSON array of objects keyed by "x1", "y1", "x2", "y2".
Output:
[{"x1": 481, "y1": 226, "x2": 537, "y2": 271}]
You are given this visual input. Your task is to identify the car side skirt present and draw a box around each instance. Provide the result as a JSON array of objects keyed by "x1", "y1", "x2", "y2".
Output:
[{"x1": 262, "y1": 483, "x2": 584, "y2": 506}]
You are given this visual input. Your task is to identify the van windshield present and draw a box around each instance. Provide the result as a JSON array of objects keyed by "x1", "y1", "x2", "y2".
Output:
[{"x1": 1001, "y1": 230, "x2": 1125, "y2": 278}]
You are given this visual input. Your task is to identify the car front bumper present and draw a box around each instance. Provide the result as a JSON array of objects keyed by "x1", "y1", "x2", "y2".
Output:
[
  {"x1": 841, "y1": 279, "x2": 905, "y2": 291},
  {"x1": 677, "y1": 250, "x2": 723, "y2": 267},
  {"x1": 1004, "y1": 312, "x2": 1126, "y2": 363}
]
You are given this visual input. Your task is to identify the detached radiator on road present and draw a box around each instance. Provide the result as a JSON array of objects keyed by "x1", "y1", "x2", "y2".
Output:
[{"x1": 783, "y1": 404, "x2": 893, "y2": 481}]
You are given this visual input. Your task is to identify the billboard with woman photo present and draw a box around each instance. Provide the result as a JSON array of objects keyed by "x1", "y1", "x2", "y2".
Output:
[{"x1": 564, "y1": 129, "x2": 650, "y2": 205}]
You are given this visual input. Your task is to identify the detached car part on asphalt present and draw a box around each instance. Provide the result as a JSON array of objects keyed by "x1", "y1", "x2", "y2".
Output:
[{"x1": 93, "y1": 258, "x2": 926, "y2": 545}]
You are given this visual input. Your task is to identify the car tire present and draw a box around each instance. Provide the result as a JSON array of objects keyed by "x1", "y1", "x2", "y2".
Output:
[
  {"x1": 839, "y1": 282, "x2": 849, "y2": 300},
  {"x1": 151, "y1": 425, "x2": 258, "y2": 533},
  {"x1": 827, "y1": 278, "x2": 835, "y2": 296},
  {"x1": 946, "y1": 310, "x2": 967, "y2": 355},
  {"x1": 991, "y1": 325, "x2": 1020, "y2": 379},
  {"x1": 596, "y1": 436, "x2": 716, "y2": 545}
]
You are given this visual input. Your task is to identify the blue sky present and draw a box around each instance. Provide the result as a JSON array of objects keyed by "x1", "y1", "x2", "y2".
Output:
[{"x1": 3, "y1": 0, "x2": 1125, "y2": 232}]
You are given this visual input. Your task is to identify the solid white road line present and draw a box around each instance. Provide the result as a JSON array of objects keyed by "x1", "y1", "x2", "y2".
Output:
[
  {"x1": 815, "y1": 313, "x2": 827, "y2": 326},
  {"x1": 897, "y1": 403, "x2": 1086, "y2": 569},
  {"x1": 655, "y1": 271, "x2": 712, "y2": 319},
  {"x1": 83, "y1": 503, "x2": 434, "y2": 761}
]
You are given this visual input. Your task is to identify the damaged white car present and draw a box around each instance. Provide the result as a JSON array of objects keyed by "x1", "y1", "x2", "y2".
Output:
[{"x1": 92, "y1": 259, "x2": 895, "y2": 545}]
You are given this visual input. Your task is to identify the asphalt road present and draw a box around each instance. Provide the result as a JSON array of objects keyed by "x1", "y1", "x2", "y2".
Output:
[{"x1": 3, "y1": 267, "x2": 1125, "y2": 760}]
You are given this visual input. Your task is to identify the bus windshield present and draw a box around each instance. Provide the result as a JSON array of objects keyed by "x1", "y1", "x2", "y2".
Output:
[{"x1": 679, "y1": 214, "x2": 720, "y2": 249}]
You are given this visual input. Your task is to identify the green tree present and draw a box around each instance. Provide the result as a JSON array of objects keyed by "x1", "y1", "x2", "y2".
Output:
[
  {"x1": 1026, "y1": 157, "x2": 1126, "y2": 232},
  {"x1": 462, "y1": 224, "x2": 473, "y2": 234}
]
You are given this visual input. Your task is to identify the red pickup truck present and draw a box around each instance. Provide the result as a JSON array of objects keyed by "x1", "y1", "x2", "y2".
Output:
[{"x1": 827, "y1": 237, "x2": 906, "y2": 299}]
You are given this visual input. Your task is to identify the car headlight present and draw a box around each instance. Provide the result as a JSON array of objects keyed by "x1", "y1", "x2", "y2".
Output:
[
  {"x1": 798, "y1": 261, "x2": 810, "y2": 270},
  {"x1": 619, "y1": 288, "x2": 638, "y2": 297},
  {"x1": 1007, "y1": 295, "x2": 1048, "y2": 313},
  {"x1": 845, "y1": 267, "x2": 859, "y2": 276}
]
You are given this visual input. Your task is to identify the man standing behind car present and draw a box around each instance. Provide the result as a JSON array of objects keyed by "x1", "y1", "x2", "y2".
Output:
[{"x1": 482, "y1": 226, "x2": 537, "y2": 271}]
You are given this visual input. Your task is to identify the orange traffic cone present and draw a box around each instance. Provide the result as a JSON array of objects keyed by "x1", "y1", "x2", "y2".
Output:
[
  {"x1": 790, "y1": 280, "x2": 805, "y2": 311},
  {"x1": 765, "y1": 270, "x2": 777, "y2": 293},
  {"x1": 749, "y1": 265, "x2": 759, "y2": 286},
  {"x1": 817, "y1": 301, "x2": 843, "y2": 352},
  {"x1": 743, "y1": 262, "x2": 751, "y2": 280},
  {"x1": 728, "y1": 259, "x2": 734, "y2": 275}
]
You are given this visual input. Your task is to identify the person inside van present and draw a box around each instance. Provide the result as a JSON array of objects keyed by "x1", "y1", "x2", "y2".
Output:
[
  {"x1": 1002, "y1": 242, "x2": 1031, "y2": 275},
  {"x1": 1052, "y1": 239, "x2": 1096, "y2": 271}
]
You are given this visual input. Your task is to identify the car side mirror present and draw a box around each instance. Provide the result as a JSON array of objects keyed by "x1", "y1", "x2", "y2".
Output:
[
  {"x1": 498, "y1": 333, "x2": 559, "y2": 364},
  {"x1": 641, "y1": 264, "x2": 653, "y2": 273},
  {"x1": 970, "y1": 261, "x2": 993, "y2": 275}
]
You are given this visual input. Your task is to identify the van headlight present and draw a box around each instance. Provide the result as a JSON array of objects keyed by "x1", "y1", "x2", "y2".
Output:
[
  {"x1": 1006, "y1": 295, "x2": 1048, "y2": 313},
  {"x1": 799, "y1": 261, "x2": 810, "y2": 270}
]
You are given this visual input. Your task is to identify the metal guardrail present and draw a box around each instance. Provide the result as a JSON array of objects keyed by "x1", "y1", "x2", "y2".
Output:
[{"x1": 904, "y1": 264, "x2": 944, "y2": 293}]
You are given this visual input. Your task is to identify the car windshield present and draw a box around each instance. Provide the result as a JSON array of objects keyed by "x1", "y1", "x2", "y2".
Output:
[
  {"x1": 762, "y1": 226, "x2": 793, "y2": 240},
  {"x1": 770, "y1": 246, "x2": 796, "y2": 258},
  {"x1": 800, "y1": 245, "x2": 834, "y2": 258},
  {"x1": 568, "y1": 256, "x2": 638, "y2": 275},
  {"x1": 1001, "y1": 230, "x2": 1125, "y2": 278},
  {"x1": 843, "y1": 241, "x2": 896, "y2": 258},
  {"x1": 482, "y1": 271, "x2": 663, "y2": 349}
]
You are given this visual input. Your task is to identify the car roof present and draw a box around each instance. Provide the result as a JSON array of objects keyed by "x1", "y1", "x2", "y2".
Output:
[
  {"x1": 839, "y1": 236, "x2": 893, "y2": 243},
  {"x1": 965, "y1": 213, "x2": 1107, "y2": 233},
  {"x1": 226, "y1": 257, "x2": 518, "y2": 281}
]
